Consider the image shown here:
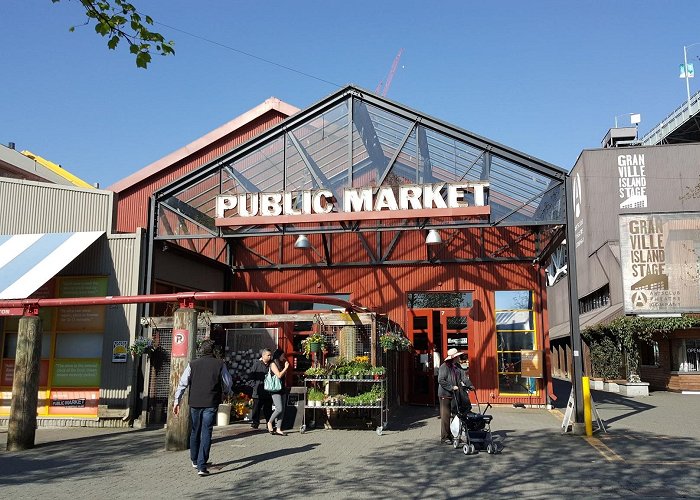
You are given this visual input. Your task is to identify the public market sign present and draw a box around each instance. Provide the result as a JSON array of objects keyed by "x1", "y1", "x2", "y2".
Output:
[{"x1": 215, "y1": 182, "x2": 489, "y2": 227}]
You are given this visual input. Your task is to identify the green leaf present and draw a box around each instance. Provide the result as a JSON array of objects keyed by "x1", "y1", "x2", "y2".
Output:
[
  {"x1": 108, "y1": 35, "x2": 120, "y2": 50},
  {"x1": 94, "y1": 21, "x2": 110, "y2": 36},
  {"x1": 136, "y1": 51, "x2": 151, "y2": 69}
]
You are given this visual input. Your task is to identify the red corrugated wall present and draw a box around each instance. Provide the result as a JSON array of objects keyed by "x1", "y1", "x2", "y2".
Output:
[
  {"x1": 230, "y1": 225, "x2": 548, "y2": 405},
  {"x1": 114, "y1": 111, "x2": 289, "y2": 233}
]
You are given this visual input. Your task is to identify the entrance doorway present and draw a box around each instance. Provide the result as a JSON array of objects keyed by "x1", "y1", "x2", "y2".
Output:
[{"x1": 407, "y1": 306, "x2": 473, "y2": 405}]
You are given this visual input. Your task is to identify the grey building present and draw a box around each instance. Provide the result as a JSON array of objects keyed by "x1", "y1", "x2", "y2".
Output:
[
  {"x1": 549, "y1": 102, "x2": 700, "y2": 392},
  {"x1": 0, "y1": 163, "x2": 144, "y2": 426}
]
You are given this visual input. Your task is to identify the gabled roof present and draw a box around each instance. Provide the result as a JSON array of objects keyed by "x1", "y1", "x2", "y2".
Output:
[
  {"x1": 151, "y1": 84, "x2": 567, "y2": 241},
  {"x1": 108, "y1": 97, "x2": 300, "y2": 193}
]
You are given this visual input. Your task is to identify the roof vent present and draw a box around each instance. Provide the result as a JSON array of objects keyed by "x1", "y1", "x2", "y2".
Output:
[{"x1": 8, "y1": 142, "x2": 15, "y2": 150}]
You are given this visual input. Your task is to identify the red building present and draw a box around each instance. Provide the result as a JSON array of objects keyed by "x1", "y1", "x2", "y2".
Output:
[{"x1": 115, "y1": 86, "x2": 568, "y2": 410}]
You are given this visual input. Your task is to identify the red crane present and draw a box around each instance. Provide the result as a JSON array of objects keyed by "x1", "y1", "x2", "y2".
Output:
[{"x1": 375, "y1": 48, "x2": 404, "y2": 97}]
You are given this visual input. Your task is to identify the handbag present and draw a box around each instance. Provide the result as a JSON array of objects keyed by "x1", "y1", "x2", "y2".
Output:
[{"x1": 264, "y1": 368, "x2": 282, "y2": 392}]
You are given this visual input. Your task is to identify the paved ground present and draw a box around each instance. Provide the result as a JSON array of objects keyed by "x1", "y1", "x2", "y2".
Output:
[{"x1": 2, "y1": 384, "x2": 700, "y2": 499}]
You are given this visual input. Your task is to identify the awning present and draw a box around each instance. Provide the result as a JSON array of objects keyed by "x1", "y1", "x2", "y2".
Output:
[
  {"x1": 548, "y1": 303, "x2": 625, "y2": 340},
  {"x1": 0, "y1": 231, "x2": 104, "y2": 299}
]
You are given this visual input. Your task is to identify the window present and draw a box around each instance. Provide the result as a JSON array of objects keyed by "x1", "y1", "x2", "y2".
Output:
[
  {"x1": 640, "y1": 340, "x2": 660, "y2": 367},
  {"x1": 579, "y1": 285, "x2": 610, "y2": 314},
  {"x1": 407, "y1": 292, "x2": 473, "y2": 309},
  {"x1": 671, "y1": 339, "x2": 700, "y2": 372},
  {"x1": 495, "y1": 290, "x2": 537, "y2": 395},
  {"x1": 288, "y1": 294, "x2": 350, "y2": 312}
]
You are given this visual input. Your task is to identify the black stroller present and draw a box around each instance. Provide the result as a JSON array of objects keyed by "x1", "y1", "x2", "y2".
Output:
[{"x1": 450, "y1": 386, "x2": 497, "y2": 455}]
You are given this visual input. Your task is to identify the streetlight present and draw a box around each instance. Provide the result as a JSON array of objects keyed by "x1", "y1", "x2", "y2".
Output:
[{"x1": 682, "y1": 43, "x2": 700, "y2": 109}]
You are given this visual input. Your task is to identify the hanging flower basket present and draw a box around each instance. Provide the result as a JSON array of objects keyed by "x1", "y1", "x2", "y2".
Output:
[
  {"x1": 378, "y1": 333, "x2": 412, "y2": 352},
  {"x1": 301, "y1": 333, "x2": 326, "y2": 357}
]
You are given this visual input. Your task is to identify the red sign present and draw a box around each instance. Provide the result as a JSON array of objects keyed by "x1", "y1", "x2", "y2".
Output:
[
  {"x1": 171, "y1": 328, "x2": 189, "y2": 357},
  {"x1": 2, "y1": 359, "x2": 49, "y2": 387},
  {"x1": 0, "y1": 308, "x2": 25, "y2": 317}
]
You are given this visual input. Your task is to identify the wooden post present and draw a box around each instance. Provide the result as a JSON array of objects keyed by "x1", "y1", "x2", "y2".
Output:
[
  {"x1": 165, "y1": 307, "x2": 198, "y2": 451},
  {"x1": 7, "y1": 315, "x2": 42, "y2": 451}
]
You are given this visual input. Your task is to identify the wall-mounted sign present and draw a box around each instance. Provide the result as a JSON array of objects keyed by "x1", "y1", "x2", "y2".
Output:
[
  {"x1": 52, "y1": 359, "x2": 101, "y2": 387},
  {"x1": 172, "y1": 328, "x2": 189, "y2": 357},
  {"x1": 617, "y1": 153, "x2": 647, "y2": 209},
  {"x1": 51, "y1": 398, "x2": 86, "y2": 408},
  {"x1": 112, "y1": 341, "x2": 128, "y2": 363},
  {"x1": 620, "y1": 213, "x2": 700, "y2": 313},
  {"x1": 520, "y1": 350, "x2": 544, "y2": 378},
  {"x1": 215, "y1": 182, "x2": 490, "y2": 227}
]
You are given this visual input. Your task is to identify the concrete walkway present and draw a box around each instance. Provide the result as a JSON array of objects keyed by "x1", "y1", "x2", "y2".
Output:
[{"x1": 1, "y1": 389, "x2": 700, "y2": 499}]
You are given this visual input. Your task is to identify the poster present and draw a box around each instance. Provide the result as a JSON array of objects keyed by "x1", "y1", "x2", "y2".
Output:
[
  {"x1": 112, "y1": 341, "x2": 128, "y2": 363},
  {"x1": 52, "y1": 359, "x2": 101, "y2": 387},
  {"x1": 619, "y1": 213, "x2": 700, "y2": 313},
  {"x1": 520, "y1": 350, "x2": 544, "y2": 378}
]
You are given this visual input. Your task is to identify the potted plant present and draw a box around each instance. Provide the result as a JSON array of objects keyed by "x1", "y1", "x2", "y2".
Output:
[
  {"x1": 128, "y1": 336, "x2": 156, "y2": 358},
  {"x1": 301, "y1": 333, "x2": 326, "y2": 357},
  {"x1": 371, "y1": 366, "x2": 386, "y2": 380},
  {"x1": 304, "y1": 366, "x2": 327, "y2": 379},
  {"x1": 378, "y1": 332, "x2": 412, "y2": 352},
  {"x1": 307, "y1": 388, "x2": 325, "y2": 407}
]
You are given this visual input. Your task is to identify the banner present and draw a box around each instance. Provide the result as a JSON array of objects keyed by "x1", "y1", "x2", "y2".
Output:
[{"x1": 620, "y1": 213, "x2": 700, "y2": 313}]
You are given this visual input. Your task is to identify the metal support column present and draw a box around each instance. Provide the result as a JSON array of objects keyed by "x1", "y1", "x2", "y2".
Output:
[{"x1": 564, "y1": 175, "x2": 585, "y2": 431}]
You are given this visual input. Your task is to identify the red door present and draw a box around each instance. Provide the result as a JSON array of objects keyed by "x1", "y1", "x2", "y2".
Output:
[{"x1": 407, "y1": 309, "x2": 436, "y2": 405}]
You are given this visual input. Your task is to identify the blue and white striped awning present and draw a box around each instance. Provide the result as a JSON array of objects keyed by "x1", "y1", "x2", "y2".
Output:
[{"x1": 0, "y1": 232, "x2": 104, "y2": 299}]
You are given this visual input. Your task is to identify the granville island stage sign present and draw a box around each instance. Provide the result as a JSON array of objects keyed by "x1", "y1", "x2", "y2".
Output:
[{"x1": 215, "y1": 182, "x2": 490, "y2": 227}]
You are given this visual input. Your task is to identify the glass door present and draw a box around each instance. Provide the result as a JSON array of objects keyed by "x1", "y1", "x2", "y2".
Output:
[{"x1": 439, "y1": 308, "x2": 472, "y2": 363}]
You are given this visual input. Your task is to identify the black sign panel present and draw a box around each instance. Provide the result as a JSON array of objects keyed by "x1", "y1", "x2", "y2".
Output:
[{"x1": 51, "y1": 398, "x2": 86, "y2": 408}]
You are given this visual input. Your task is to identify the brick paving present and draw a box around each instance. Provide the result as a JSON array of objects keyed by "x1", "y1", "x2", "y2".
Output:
[{"x1": 2, "y1": 390, "x2": 700, "y2": 499}]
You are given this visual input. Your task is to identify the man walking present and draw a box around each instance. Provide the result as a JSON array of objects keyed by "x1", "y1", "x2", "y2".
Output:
[
  {"x1": 248, "y1": 348, "x2": 273, "y2": 430},
  {"x1": 174, "y1": 339, "x2": 232, "y2": 476}
]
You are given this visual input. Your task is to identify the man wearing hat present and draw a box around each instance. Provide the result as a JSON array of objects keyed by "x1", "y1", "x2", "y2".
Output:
[
  {"x1": 437, "y1": 348, "x2": 474, "y2": 444},
  {"x1": 173, "y1": 339, "x2": 232, "y2": 476}
]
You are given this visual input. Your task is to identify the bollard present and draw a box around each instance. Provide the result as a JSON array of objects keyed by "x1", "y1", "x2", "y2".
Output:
[{"x1": 582, "y1": 376, "x2": 593, "y2": 437}]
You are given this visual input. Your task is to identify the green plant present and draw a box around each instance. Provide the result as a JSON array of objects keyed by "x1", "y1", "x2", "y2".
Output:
[
  {"x1": 301, "y1": 333, "x2": 326, "y2": 357},
  {"x1": 378, "y1": 333, "x2": 412, "y2": 352},
  {"x1": 582, "y1": 315, "x2": 700, "y2": 382},
  {"x1": 304, "y1": 366, "x2": 327, "y2": 378},
  {"x1": 371, "y1": 366, "x2": 386, "y2": 376},
  {"x1": 129, "y1": 337, "x2": 155, "y2": 356},
  {"x1": 307, "y1": 388, "x2": 325, "y2": 401}
]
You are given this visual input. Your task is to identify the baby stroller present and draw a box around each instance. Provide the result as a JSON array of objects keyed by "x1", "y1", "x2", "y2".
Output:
[{"x1": 450, "y1": 385, "x2": 497, "y2": 455}]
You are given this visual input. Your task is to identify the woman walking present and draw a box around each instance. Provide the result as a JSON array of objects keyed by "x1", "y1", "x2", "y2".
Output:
[{"x1": 267, "y1": 348, "x2": 290, "y2": 436}]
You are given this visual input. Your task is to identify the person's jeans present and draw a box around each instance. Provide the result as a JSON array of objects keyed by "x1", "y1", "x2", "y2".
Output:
[
  {"x1": 190, "y1": 406, "x2": 217, "y2": 470},
  {"x1": 270, "y1": 393, "x2": 285, "y2": 430}
]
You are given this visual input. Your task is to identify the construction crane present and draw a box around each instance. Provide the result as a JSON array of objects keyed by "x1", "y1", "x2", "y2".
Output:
[{"x1": 375, "y1": 48, "x2": 404, "y2": 97}]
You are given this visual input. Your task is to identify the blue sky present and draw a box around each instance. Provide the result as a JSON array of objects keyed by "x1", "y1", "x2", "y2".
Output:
[{"x1": 1, "y1": 1, "x2": 697, "y2": 189}]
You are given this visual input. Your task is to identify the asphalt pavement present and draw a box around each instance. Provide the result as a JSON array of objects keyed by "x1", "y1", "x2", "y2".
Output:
[{"x1": 1, "y1": 385, "x2": 700, "y2": 499}]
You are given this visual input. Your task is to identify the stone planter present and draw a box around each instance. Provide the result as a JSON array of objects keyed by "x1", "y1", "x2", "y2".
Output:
[
  {"x1": 589, "y1": 379, "x2": 604, "y2": 391},
  {"x1": 217, "y1": 403, "x2": 232, "y2": 426},
  {"x1": 603, "y1": 381, "x2": 620, "y2": 393},
  {"x1": 619, "y1": 382, "x2": 649, "y2": 397}
]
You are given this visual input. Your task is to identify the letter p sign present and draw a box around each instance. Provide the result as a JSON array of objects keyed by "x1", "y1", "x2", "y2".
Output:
[{"x1": 172, "y1": 328, "x2": 189, "y2": 357}]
